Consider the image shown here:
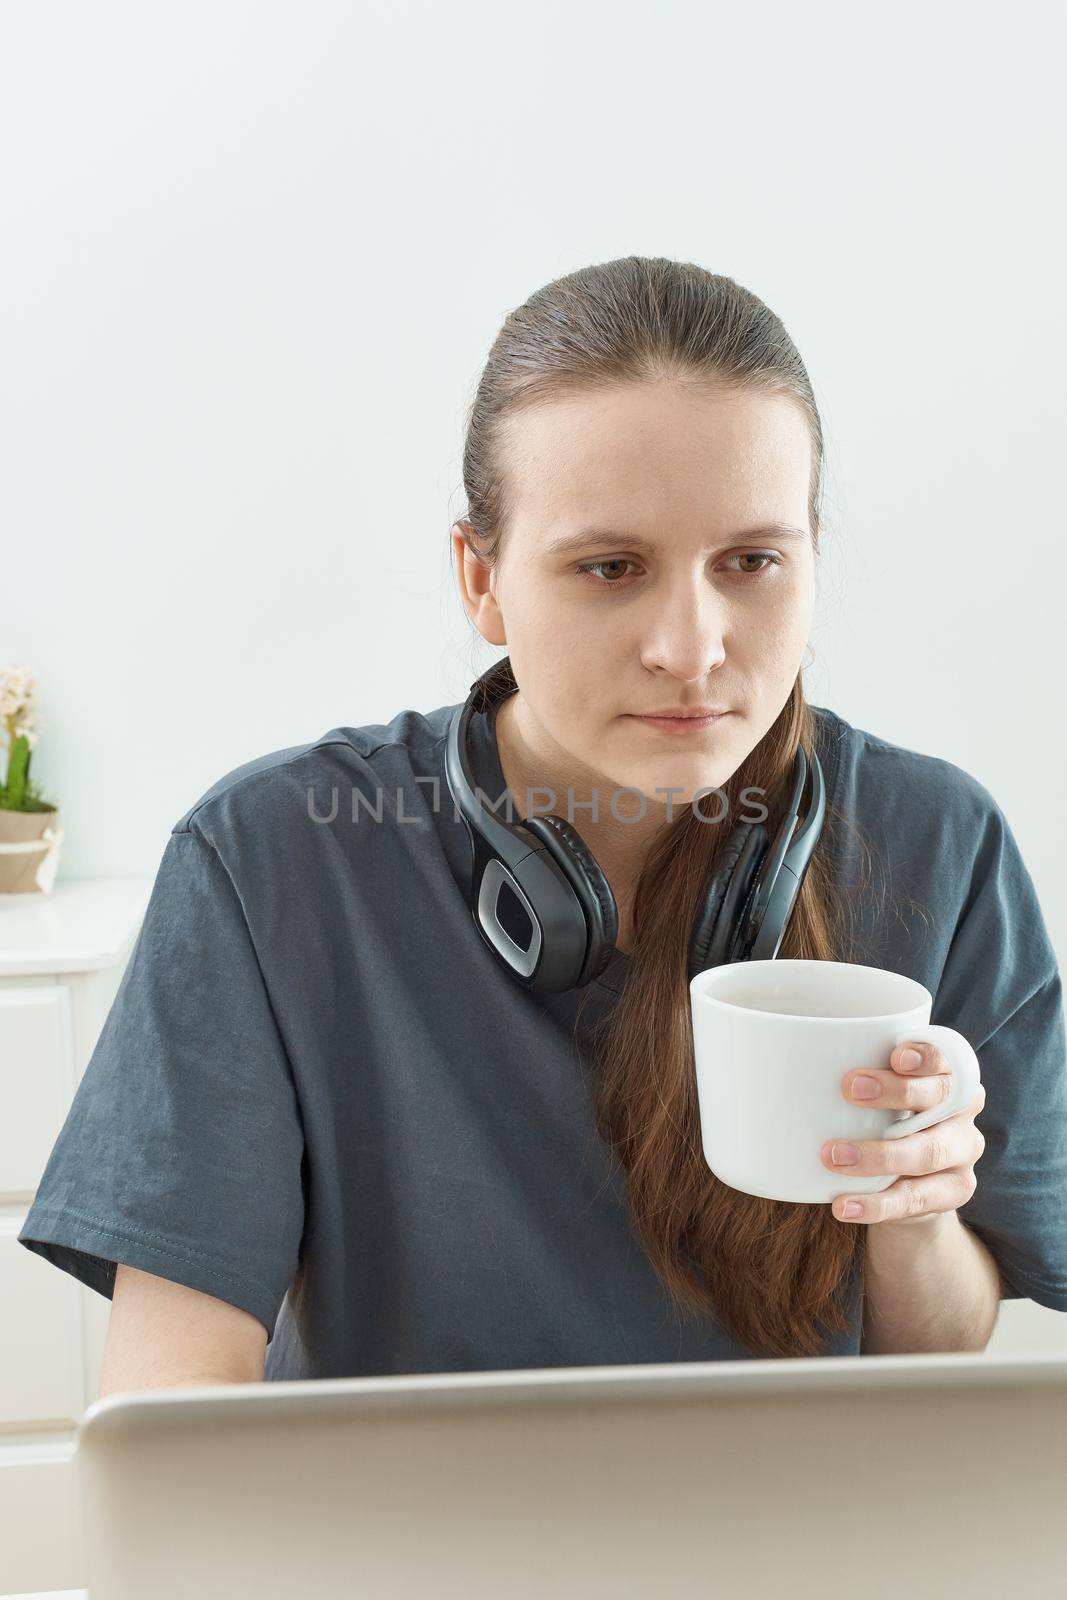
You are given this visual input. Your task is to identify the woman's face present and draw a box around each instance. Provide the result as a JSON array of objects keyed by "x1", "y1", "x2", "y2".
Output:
[{"x1": 457, "y1": 380, "x2": 816, "y2": 805}]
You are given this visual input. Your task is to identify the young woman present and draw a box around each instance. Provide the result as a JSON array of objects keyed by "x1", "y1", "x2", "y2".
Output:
[{"x1": 20, "y1": 257, "x2": 1066, "y2": 1380}]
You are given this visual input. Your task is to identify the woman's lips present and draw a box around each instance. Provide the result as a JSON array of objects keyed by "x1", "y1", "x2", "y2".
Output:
[{"x1": 627, "y1": 712, "x2": 731, "y2": 734}]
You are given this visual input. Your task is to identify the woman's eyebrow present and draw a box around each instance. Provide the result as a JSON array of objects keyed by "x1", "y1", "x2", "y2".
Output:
[{"x1": 544, "y1": 523, "x2": 809, "y2": 556}]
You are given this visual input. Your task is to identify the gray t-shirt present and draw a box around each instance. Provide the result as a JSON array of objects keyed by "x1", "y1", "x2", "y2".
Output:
[{"x1": 18, "y1": 695, "x2": 1067, "y2": 1375}]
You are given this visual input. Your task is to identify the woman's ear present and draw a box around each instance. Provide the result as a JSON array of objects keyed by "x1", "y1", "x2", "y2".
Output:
[{"x1": 451, "y1": 523, "x2": 507, "y2": 646}]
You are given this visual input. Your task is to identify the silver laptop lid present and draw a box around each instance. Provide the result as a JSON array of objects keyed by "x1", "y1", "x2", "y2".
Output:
[{"x1": 78, "y1": 1353, "x2": 1067, "y2": 1600}]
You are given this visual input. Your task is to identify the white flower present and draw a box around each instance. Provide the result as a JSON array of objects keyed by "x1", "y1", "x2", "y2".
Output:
[{"x1": 0, "y1": 664, "x2": 41, "y2": 734}]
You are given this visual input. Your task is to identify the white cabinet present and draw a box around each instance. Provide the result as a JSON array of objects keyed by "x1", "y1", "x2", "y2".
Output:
[
  {"x1": 0, "y1": 878, "x2": 152, "y2": 1596},
  {"x1": 0, "y1": 989, "x2": 75, "y2": 1192}
]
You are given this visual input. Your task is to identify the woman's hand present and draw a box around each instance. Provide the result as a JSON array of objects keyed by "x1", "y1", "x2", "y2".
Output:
[{"x1": 821, "y1": 1041, "x2": 987, "y2": 1227}]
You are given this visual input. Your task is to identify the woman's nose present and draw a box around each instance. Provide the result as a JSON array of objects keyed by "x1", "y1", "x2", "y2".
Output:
[{"x1": 637, "y1": 582, "x2": 728, "y2": 681}]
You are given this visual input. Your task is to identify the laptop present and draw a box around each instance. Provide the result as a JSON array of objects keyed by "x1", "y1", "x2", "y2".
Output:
[{"x1": 76, "y1": 1352, "x2": 1067, "y2": 1598}]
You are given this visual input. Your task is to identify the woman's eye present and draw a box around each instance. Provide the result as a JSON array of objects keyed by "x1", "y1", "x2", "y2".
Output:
[
  {"x1": 576, "y1": 559, "x2": 637, "y2": 587},
  {"x1": 575, "y1": 551, "x2": 784, "y2": 589},
  {"x1": 724, "y1": 551, "x2": 784, "y2": 577}
]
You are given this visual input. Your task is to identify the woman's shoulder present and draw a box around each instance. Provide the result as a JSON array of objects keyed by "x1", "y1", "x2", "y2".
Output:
[
  {"x1": 809, "y1": 702, "x2": 1003, "y2": 835},
  {"x1": 170, "y1": 699, "x2": 458, "y2": 842},
  {"x1": 807, "y1": 705, "x2": 1054, "y2": 990}
]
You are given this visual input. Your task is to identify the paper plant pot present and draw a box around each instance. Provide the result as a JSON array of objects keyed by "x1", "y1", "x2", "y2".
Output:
[{"x1": 0, "y1": 806, "x2": 64, "y2": 894}]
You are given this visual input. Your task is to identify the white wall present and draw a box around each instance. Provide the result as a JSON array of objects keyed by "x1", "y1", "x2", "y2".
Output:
[{"x1": 2, "y1": 0, "x2": 1064, "y2": 958}]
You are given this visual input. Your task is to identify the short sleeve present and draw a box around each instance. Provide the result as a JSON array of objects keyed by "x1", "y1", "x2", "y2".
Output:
[
  {"x1": 17, "y1": 826, "x2": 307, "y2": 1343},
  {"x1": 934, "y1": 799, "x2": 1067, "y2": 1312}
]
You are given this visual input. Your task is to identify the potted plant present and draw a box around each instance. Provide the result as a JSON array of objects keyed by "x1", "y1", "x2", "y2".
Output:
[{"x1": 0, "y1": 663, "x2": 63, "y2": 894}]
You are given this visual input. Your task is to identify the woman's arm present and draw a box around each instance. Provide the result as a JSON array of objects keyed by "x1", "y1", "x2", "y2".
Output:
[
  {"x1": 97, "y1": 1262, "x2": 267, "y2": 1397},
  {"x1": 860, "y1": 1212, "x2": 1003, "y2": 1355}
]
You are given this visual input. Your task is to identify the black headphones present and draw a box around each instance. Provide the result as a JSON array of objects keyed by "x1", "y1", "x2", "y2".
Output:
[{"x1": 444, "y1": 657, "x2": 825, "y2": 994}]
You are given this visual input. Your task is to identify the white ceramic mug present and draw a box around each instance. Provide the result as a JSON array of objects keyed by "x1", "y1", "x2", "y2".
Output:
[{"x1": 688, "y1": 959, "x2": 982, "y2": 1204}]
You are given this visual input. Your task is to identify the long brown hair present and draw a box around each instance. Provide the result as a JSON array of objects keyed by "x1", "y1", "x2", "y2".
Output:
[{"x1": 454, "y1": 256, "x2": 879, "y2": 1358}]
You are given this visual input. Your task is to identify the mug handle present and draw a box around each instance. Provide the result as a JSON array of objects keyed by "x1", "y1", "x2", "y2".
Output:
[{"x1": 882, "y1": 1024, "x2": 982, "y2": 1139}]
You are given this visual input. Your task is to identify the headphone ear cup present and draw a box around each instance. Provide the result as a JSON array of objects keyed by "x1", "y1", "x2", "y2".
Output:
[
  {"x1": 688, "y1": 822, "x2": 767, "y2": 979},
  {"x1": 520, "y1": 814, "x2": 619, "y2": 984}
]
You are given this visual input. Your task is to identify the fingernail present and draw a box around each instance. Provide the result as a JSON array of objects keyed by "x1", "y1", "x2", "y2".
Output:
[
  {"x1": 839, "y1": 1201, "x2": 864, "y2": 1219},
  {"x1": 899, "y1": 1048, "x2": 923, "y2": 1072},
  {"x1": 832, "y1": 1142, "x2": 860, "y2": 1165},
  {"x1": 852, "y1": 1075, "x2": 881, "y2": 1099}
]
